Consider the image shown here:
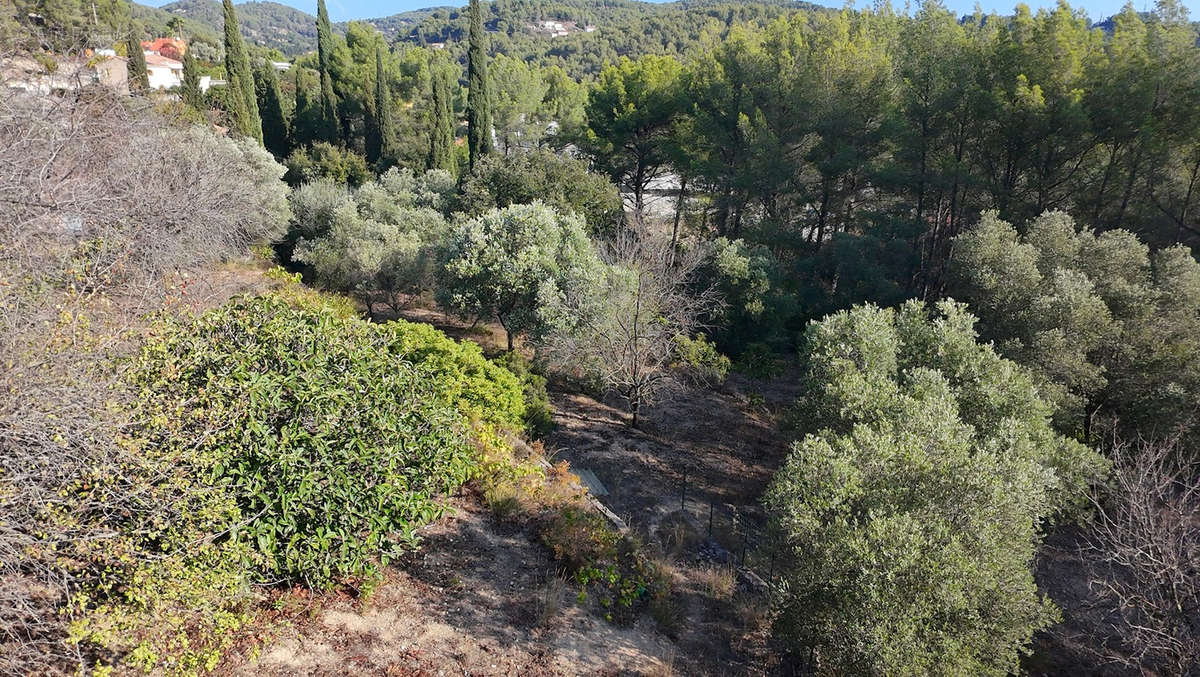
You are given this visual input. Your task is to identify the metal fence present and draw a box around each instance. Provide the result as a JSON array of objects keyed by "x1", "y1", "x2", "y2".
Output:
[{"x1": 674, "y1": 469, "x2": 782, "y2": 586}]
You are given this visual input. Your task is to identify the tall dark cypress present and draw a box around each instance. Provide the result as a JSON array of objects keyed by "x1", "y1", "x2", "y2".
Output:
[
  {"x1": 363, "y1": 67, "x2": 381, "y2": 164},
  {"x1": 181, "y1": 46, "x2": 202, "y2": 107},
  {"x1": 126, "y1": 36, "x2": 149, "y2": 92},
  {"x1": 428, "y1": 57, "x2": 456, "y2": 175},
  {"x1": 315, "y1": 0, "x2": 340, "y2": 144},
  {"x1": 291, "y1": 68, "x2": 321, "y2": 148},
  {"x1": 466, "y1": 0, "x2": 493, "y2": 169},
  {"x1": 222, "y1": 0, "x2": 263, "y2": 143},
  {"x1": 255, "y1": 60, "x2": 291, "y2": 158},
  {"x1": 375, "y1": 44, "x2": 398, "y2": 167}
]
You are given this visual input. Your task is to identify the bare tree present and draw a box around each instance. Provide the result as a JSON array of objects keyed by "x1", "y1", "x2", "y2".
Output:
[
  {"x1": 0, "y1": 86, "x2": 289, "y2": 673},
  {"x1": 1078, "y1": 437, "x2": 1199, "y2": 676},
  {"x1": 544, "y1": 229, "x2": 722, "y2": 427}
]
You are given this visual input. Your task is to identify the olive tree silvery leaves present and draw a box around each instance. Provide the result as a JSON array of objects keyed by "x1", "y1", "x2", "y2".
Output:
[
  {"x1": 291, "y1": 168, "x2": 454, "y2": 316},
  {"x1": 436, "y1": 201, "x2": 605, "y2": 352},
  {"x1": 765, "y1": 300, "x2": 1109, "y2": 675}
]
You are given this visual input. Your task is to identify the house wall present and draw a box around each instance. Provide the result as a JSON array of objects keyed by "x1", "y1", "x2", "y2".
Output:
[{"x1": 146, "y1": 65, "x2": 181, "y2": 90}]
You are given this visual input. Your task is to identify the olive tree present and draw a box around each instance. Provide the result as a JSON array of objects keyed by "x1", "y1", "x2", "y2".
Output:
[
  {"x1": 764, "y1": 300, "x2": 1108, "y2": 675},
  {"x1": 291, "y1": 168, "x2": 454, "y2": 316},
  {"x1": 437, "y1": 201, "x2": 603, "y2": 351}
]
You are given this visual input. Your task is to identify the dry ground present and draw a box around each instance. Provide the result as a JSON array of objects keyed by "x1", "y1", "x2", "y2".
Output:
[{"x1": 226, "y1": 306, "x2": 799, "y2": 676}]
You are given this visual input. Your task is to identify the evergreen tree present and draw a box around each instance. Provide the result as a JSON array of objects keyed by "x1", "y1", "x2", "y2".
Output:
[
  {"x1": 315, "y1": 0, "x2": 340, "y2": 144},
  {"x1": 255, "y1": 60, "x2": 291, "y2": 158},
  {"x1": 466, "y1": 0, "x2": 493, "y2": 170},
  {"x1": 428, "y1": 57, "x2": 457, "y2": 175},
  {"x1": 291, "y1": 67, "x2": 324, "y2": 149},
  {"x1": 222, "y1": 0, "x2": 263, "y2": 144},
  {"x1": 181, "y1": 47, "x2": 203, "y2": 108},
  {"x1": 126, "y1": 36, "x2": 149, "y2": 92},
  {"x1": 375, "y1": 44, "x2": 398, "y2": 168},
  {"x1": 363, "y1": 67, "x2": 381, "y2": 165}
]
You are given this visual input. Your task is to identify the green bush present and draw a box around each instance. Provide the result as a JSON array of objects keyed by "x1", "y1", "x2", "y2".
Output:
[
  {"x1": 284, "y1": 142, "x2": 371, "y2": 187},
  {"x1": 130, "y1": 294, "x2": 525, "y2": 588},
  {"x1": 672, "y1": 333, "x2": 731, "y2": 385},
  {"x1": 492, "y1": 351, "x2": 554, "y2": 437},
  {"x1": 734, "y1": 341, "x2": 785, "y2": 379}
]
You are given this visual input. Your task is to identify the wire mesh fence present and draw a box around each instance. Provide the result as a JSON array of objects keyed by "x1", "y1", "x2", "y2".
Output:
[{"x1": 673, "y1": 469, "x2": 783, "y2": 586}]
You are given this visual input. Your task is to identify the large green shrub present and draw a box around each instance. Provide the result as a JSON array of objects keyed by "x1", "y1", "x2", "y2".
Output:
[
  {"x1": 765, "y1": 300, "x2": 1108, "y2": 675},
  {"x1": 130, "y1": 294, "x2": 524, "y2": 588}
]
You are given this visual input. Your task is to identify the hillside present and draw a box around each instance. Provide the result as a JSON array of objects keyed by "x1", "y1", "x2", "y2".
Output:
[
  {"x1": 134, "y1": 0, "x2": 317, "y2": 54},
  {"x1": 129, "y1": 0, "x2": 826, "y2": 62}
]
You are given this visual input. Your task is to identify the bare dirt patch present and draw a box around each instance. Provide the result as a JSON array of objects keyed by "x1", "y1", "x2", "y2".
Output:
[{"x1": 237, "y1": 500, "x2": 675, "y2": 677}]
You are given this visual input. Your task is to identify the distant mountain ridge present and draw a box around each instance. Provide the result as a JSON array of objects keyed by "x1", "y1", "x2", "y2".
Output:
[{"x1": 134, "y1": 0, "x2": 1170, "y2": 62}]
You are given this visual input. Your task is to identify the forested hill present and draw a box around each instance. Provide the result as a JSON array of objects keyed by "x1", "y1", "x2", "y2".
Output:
[
  {"x1": 132, "y1": 0, "x2": 318, "y2": 54},
  {"x1": 130, "y1": 0, "x2": 827, "y2": 60}
]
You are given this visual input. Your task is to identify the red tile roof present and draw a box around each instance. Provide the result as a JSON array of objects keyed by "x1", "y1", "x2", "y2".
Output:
[{"x1": 144, "y1": 53, "x2": 182, "y2": 69}]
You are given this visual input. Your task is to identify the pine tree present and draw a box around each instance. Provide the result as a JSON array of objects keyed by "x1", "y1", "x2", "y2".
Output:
[
  {"x1": 315, "y1": 0, "x2": 340, "y2": 144},
  {"x1": 428, "y1": 57, "x2": 457, "y2": 175},
  {"x1": 181, "y1": 47, "x2": 202, "y2": 108},
  {"x1": 375, "y1": 44, "x2": 398, "y2": 167},
  {"x1": 467, "y1": 0, "x2": 493, "y2": 170},
  {"x1": 255, "y1": 59, "x2": 291, "y2": 158},
  {"x1": 126, "y1": 36, "x2": 149, "y2": 92},
  {"x1": 222, "y1": 0, "x2": 263, "y2": 143}
]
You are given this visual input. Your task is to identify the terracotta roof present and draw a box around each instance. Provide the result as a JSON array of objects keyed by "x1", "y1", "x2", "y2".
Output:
[{"x1": 144, "y1": 53, "x2": 182, "y2": 69}]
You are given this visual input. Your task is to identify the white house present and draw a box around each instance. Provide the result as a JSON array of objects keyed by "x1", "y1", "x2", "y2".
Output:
[
  {"x1": 144, "y1": 52, "x2": 183, "y2": 90},
  {"x1": 199, "y1": 76, "x2": 227, "y2": 93}
]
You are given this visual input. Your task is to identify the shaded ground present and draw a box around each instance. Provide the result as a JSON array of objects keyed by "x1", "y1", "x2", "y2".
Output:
[{"x1": 1026, "y1": 526, "x2": 1138, "y2": 677}]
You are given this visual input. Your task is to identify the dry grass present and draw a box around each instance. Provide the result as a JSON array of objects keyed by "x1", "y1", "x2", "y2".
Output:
[
  {"x1": 696, "y1": 565, "x2": 737, "y2": 601},
  {"x1": 534, "y1": 578, "x2": 568, "y2": 628},
  {"x1": 646, "y1": 647, "x2": 678, "y2": 677}
]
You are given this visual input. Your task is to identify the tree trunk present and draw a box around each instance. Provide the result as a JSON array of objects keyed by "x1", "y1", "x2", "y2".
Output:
[{"x1": 671, "y1": 174, "x2": 687, "y2": 253}]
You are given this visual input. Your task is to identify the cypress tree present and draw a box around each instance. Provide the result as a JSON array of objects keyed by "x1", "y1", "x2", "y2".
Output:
[
  {"x1": 428, "y1": 57, "x2": 456, "y2": 175},
  {"x1": 126, "y1": 36, "x2": 149, "y2": 92},
  {"x1": 363, "y1": 67, "x2": 381, "y2": 164},
  {"x1": 222, "y1": 0, "x2": 263, "y2": 143},
  {"x1": 255, "y1": 59, "x2": 291, "y2": 158},
  {"x1": 181, "y1": 47, "x2": 202, "y2": 108},
  {"x1": 315, "y1": 0, "x2": 340, "y2": 144},
  {"x1": 466, "y1": 0, "x2": 493, "y2": 170},
  {"x1": 375, "y1": 44, "x2": 398, "y2": 167}
]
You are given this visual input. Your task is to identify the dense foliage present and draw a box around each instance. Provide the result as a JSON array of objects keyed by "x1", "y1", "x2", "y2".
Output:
[
  {"x1": 948, "y1": 210, "x2": 1200, "y2": 444},
  {"x1": 0, "y1": 90, "x2": 291, "y2": 672},
  {"x1": 456, "y1": 149, "x2": 623, "y2": 233},
  {"x1": 290, "y1": 168, "x2": 455, "y2": 314},
  {"x1": 437, "y1": 202, "x2": 603, "y2": 351},
  {"x1": 766, "y1": 301, "x2": 1108, "y2": 674},
  {"x1": 130, "y1": 295, "x2": 523, "y2": 587}
]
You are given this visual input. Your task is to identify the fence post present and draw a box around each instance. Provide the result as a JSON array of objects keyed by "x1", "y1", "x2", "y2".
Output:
[{"x1": 740, "y1": 528, "x2": 748, "y2": 566}]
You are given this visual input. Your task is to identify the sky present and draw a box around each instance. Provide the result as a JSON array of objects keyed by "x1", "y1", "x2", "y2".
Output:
[{"x1": 142, "y1": 0, "x2": 1190, "y2": 25}]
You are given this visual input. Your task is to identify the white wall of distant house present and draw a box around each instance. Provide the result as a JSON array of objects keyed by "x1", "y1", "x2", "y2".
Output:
[{"x1": 146, "y1": 64, "x2": 180, "y2": 90}]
